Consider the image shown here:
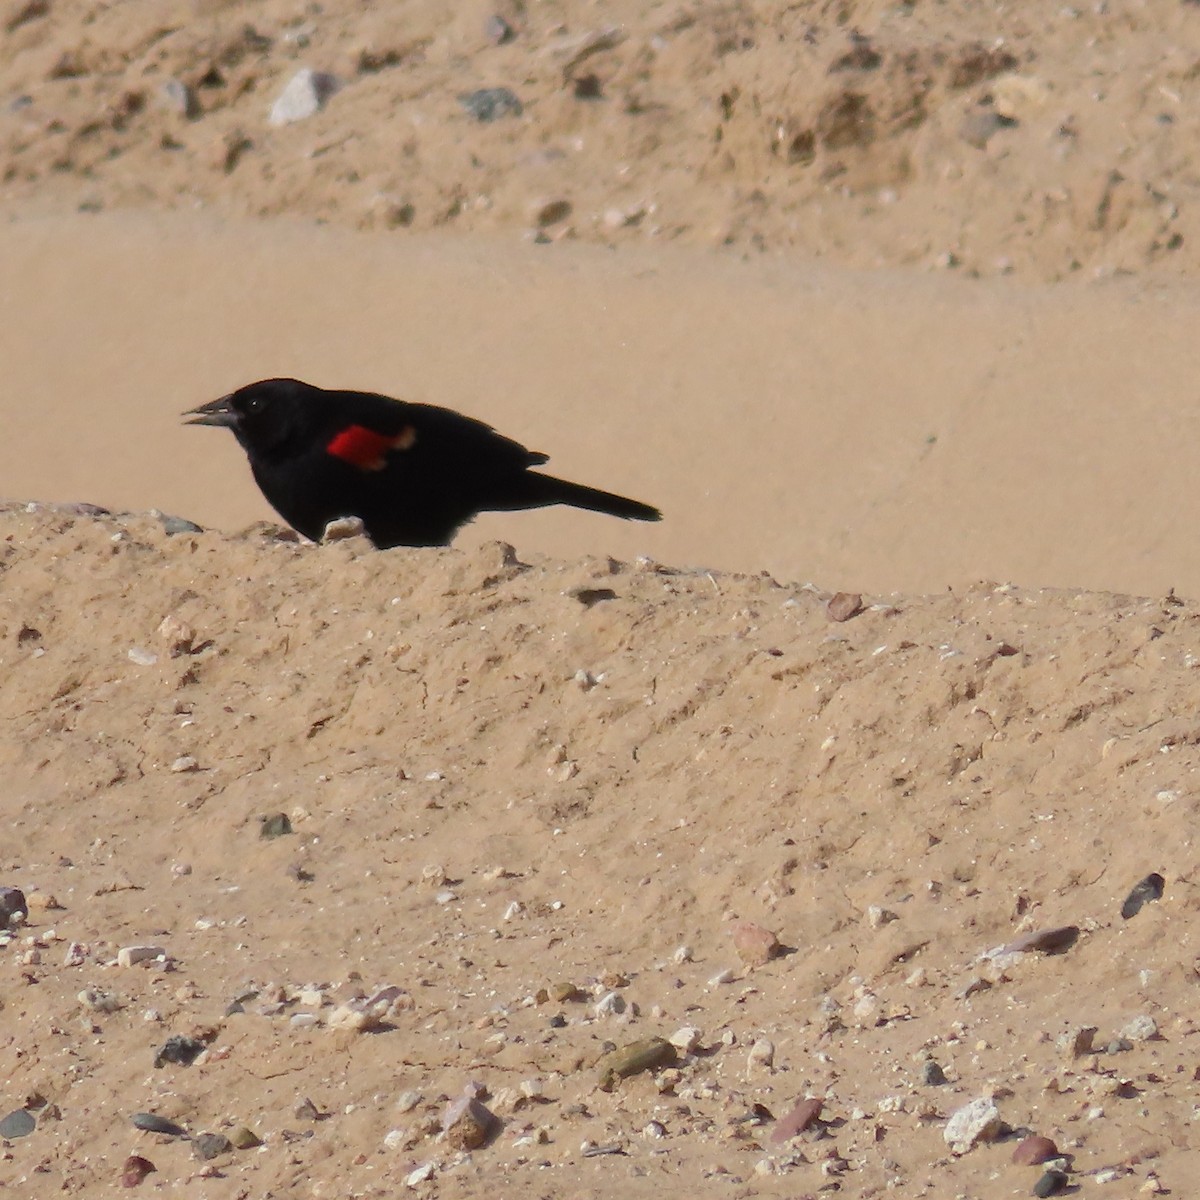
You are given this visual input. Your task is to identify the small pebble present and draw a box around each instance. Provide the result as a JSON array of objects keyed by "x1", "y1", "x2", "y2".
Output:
[
  {"x1": 158, "y1": 513, "x2": 203, "y2": 535},
  {"x1": 1121, "y1": 873, "x2": 1165, "y2": 919},
  {"x1": 157, "y1": 614, "x2": 195, "y2": 654},
  {"x1": 944, "y1": 1096, "x2": 1002, "y2": 1153},
  {"x1": 1013, "y1": 1135, "x2": 1059, "y2": 1165},
  {"x1": 530, "y1": 198, "x2": 572, "y2": 228},
  {"x1": 1120, "y1": 1014, "x2": 1158, "y2": 1041},
  {"x1": 79, "y1": 987, "x2": 123, "y2": 1013},
  {"x1": 747, "y1": 1038, "x2": 775, "y2": 1070},
  {"x1": 442, "y1": 1093, "x2": 496, "y2": 1150},
  {"x1": 192, "y1": 1132, "x2": 232, "y2": 1161},
  {"x1": 827, "y1": 591, "x2": 864, "y2": 622},
  {"x1": 229, "y1": 1126, "x2": 261, "y2": 1149},
  {"x1": 921, "y1": 1060, "x2": 948, "y2": 1086},
  {"x1": 730, "y1": 920, "x2": 780, "y2": 968},
  {"x1": 998, "y1": 925, "x2": 1079, "y2": 955},
  {"x1": 593, "y1": 990, "x2": 626, "y2": 1018},
  {"x1": 458, "y1": 87, "x2": 522, "y2": 121},
  {"x1": 1033, "y1": 1169, "x2": 1070, "y2": 1197},
  {"x1": 321, "y1": 515, "x2": 365, "y2": 541},
  {"x1": 130, "y1": 1112, "x2": 188, "y2": 1137},
  {"x1": 0, "y1": 887, "x2": 28, "y2": 928},
  {"x1": 396, "y1": 1090, "x2": 422, "y2": 1113},
  {"x1": 153, "y1": 1034, "x2": 205, "y2": 1068},
  {"x1": 0, "y1": 1109, "x2": 35, "y2": 1139},
  {"x1": 595, "y1": 1038, "x2": 675, "y2": 1089},
  {"x1": 1057, "y1": 1025, "x2": 1097, "y2": 1060},
  {"x1": 485, "y1": 14, "x2": 515, "y2": 43},
  {"x1": 120, "y1": 1155, "x2": 155, "y2": 1187},
  {"x1": 118, "y1": 945, "x2": 165, "y2": 968},
  {"x1": 669, "y1": 1026, "x2": 702, "y2": 1053},
  {"x1": 159, "y1": 78, "x2": 199, "y2": 119},
  {"x1": 770, "y1": 1097, "x2": 822, "y2": 1143},
  {"x1": 260, "y1": 813, "x2": 292, "y2": 839},
  {"x1": 269, "y1": 67, "x2": 341, "y2": 125}
]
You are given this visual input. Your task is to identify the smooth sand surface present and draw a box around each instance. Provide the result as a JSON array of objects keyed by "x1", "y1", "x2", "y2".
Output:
[{"x1": 4, "y1": 210, "x2": 1199, "y2": 597}]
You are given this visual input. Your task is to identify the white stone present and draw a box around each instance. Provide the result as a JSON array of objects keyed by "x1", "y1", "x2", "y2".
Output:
[
  {"x1": 1120, "y1": 1014, "x2": 1158, "y2": 1042},
  {"x1": 117, "y1": 945, "x2": 164, "y2": 967},
  {"x1": 669, "y1": 1026, "x2": 703, "y2": 1053},
  {"x1": 944, "y1": 1096, "x2": 1002, "y2": 1153},
  {"x1": 269, "y1": 68, "x2": 342, "y2": 126},
  {"x1": 747, "y1": 1038, "x2": 775, "y2": 1069},
  {"x1": 404, "y1": 1162, "x2": 435, "y2": 1187},
  {"x1": 594, "y1": 990, "x2": 626, "y2": 1017}
]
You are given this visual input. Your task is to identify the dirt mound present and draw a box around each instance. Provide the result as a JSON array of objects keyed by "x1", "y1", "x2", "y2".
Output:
[
  {"x1": 0, "y1": 507, "x2": 1191, "y2": 1196},
  {"x1": 3, "y1": 0, "x2": 1199, "y2": 279}
]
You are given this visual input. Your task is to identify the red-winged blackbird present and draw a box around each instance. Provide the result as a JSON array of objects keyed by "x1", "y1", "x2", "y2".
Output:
[{"x1": 184, "y1": 377, "x2": 661, "y2": 548}]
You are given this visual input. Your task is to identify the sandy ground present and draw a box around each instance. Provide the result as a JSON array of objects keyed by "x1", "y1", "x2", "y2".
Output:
[{"x1": 3, "y1": 1, "x2": 1200, "y2": 1197}]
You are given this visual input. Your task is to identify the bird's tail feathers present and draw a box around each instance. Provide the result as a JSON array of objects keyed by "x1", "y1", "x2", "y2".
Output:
[{"x1": 507, "y1": 472, "x2": 661, "y2": 523}]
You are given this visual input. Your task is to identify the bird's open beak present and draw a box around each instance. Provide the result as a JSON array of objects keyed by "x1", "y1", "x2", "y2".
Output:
[{"x1": 183, "y1": 395, "x2": 238, "y2": 427}]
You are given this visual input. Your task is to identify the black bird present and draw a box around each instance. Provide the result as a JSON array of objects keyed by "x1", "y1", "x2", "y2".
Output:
[{"x1": 184, "y1": 377, "x2": 661, "y2": 547}]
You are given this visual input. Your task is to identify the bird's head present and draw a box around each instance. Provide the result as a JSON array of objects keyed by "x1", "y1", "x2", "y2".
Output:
[{"x1": 184, "y1": 378, "x2": 314, "y2": 457}]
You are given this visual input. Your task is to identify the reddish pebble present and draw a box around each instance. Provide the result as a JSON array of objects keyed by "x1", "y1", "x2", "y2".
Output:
[
  {"x1": 121, "y1": 1156, "x2": 155, "y2": 1187},
  {"x1": 1013, "y1": 1135, "x2": 1059, "y2": 1165},
  {"x1": 770, "y1": 1097, "x2": 823, "y2": 1144},
  {"x1": 826, "y1": 592, "x2": 863, "y2": 622},
  {"x1": 731, "y1": 921, "x2": 780, "y2": 968}
]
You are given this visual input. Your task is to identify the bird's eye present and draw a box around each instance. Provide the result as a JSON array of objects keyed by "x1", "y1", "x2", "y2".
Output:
[{"x1": 242, "y1": 394, "x2": 265, "y2": 415}]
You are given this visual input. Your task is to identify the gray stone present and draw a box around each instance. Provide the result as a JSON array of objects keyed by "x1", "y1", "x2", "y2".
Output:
[
  {"x1": 0, "y1": 1109, "x2": 35, "y2": 1139},
  {"x1": 921, "y1": 1059, "x2": 947, "y2": 1086},
  {"x1": 458, "y1": 87, "x2": 522, "y2": 122},
  {"x1": 193, "y1": 1132, "x2": 232, "y2": 1160},
  {"x1": 130, "y1": 1112, "x2": 188, "y2": 1137}
]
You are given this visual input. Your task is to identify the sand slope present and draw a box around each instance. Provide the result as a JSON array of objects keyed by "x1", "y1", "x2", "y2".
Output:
[{"x1": 0, "y1": 509, "x2": 1196, "y2": 1196}]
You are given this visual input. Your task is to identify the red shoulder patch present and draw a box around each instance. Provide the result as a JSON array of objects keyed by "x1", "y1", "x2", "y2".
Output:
[{"x1": 326, "y1": 424, "x2": 417, "y2": 471}]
